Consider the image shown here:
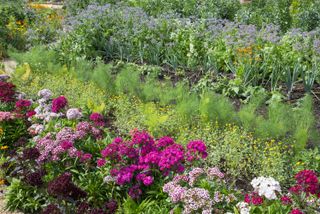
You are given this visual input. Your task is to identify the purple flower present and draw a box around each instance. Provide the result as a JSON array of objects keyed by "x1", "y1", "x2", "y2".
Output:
[
  {"x1": 47, "y1": 172, "x2": 87, "y2": 200},
  {"x1": 41, "y1": 204, "x2": 62, "y2": 214},
  {"x1": 128, "y1": 185, "x2": 142, "y2": 199},
  {"x1": 24, "y1": 171, "x2": 45, "y2": 187},
  {"x1": 186, "y1": 140, "x2": 207, "y2": 162},
  {"x1": 51, "y1": 96, "x2": 68, "y2": 113},
  {"x1": 22, "y1": 148, "x2": 40, "y2": 160},
  {"x1": 105, "y1": 200, "x2": 118, "y2": 214},
  {"x1": 60, "y1": 141, "x2": 73, "y2": 150},
  {"x1": 142, "y1": 176, "x2": 154, "y2": 186},
  {"x1": 156, "y1": 136, "x2": 175, "y2": 149}
]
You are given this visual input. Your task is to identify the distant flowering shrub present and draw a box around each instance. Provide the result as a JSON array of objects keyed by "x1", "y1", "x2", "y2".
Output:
[{"x1": 99, "y1": 130, "x2": 207, "y2": 199}]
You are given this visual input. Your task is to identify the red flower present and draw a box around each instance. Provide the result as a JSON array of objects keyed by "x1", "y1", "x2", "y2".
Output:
[
  {"x1": 15, "y1": 99, "x2": 31, "y2": 109},
  {"x1": 290, "y1": 209, "x2": 304, "y2": 214},
  {"x1": 281, "y1": 195, "x2": 292, "y2": 205},
  {"x1": 244, "y1": 192, "x2": 263, "y2": 205},
  {"x1": 26, "y1": 110, "x2": 36, "y2": 118},
  {"x1": 51, "y1": 96, "x2": 68, "y2": 113},
  {"x1": 0, "y1": 81, "x2": 16, "y2": 103}
]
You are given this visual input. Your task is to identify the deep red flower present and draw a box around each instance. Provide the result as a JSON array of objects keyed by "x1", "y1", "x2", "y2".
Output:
[
  {"x1": 26, "y1": 110, "x2": 36, "y2": 118},
  {"x1": 281, "y1": 195, "x2": 292, "y2": 205},
  {"x1": 51, "y1": 96, "x2": 68, "y2": 113},
  {"x1": 290, "y1": 209, "x2": 304, "y2": 214},
  {"x1": 244, "y1": 192, "x2": 264, "y2": 205},
  {"x1": 15, "y1": 99, "x2": 31, "y2": 109}
]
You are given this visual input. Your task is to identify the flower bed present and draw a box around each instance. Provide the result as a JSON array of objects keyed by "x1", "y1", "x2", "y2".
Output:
[{"x1": 0, "y1": 79, "x2": 319, "y2": 213}]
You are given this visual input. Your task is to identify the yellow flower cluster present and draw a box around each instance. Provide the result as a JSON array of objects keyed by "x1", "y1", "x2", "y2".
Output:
[{"x1": 0, "y1": 146, "x2": 8, "y2": 150}]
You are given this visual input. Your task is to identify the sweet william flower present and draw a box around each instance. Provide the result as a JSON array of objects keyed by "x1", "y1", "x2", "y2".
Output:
[
  {"x1": 15, "y1": 99, "x2": 32, "y2": 109},
  {"x1": 26, "y1": 110, "x2": 36, "y2": 118},
  {"x1": 142, "y1": 176, "x2": 154, "y2": 186},
  {"x1": 281, "y1": 195, "x2": 292, "y2": 205},
  {"x1": 66, "y1": 108, "x2": 82, "y2": 120},
  {"x1": 51, "y1": 96, "x2": 68, "y2": 113},
  {"x1": 97, "y1": 158, "x2": 106, "y2": 167},
  {"x1": 290, "y1": 209, "x2": 304, "y2": 214}
]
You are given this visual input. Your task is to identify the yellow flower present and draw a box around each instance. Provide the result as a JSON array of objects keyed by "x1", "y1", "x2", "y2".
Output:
[
  {"x1": 0, "y1": 127, "x2": 3, "y2": 136},
  {"x1": 0, "y1": 146, "x2": 8, "y2": 150},
  {"x1": 0, "y1": 179, "x2": 5, "y2": 185}
]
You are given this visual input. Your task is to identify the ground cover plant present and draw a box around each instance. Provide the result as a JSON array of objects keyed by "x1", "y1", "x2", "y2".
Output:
[{"x1": 1, "y1": 0, "x2": 320, "y2": 213}]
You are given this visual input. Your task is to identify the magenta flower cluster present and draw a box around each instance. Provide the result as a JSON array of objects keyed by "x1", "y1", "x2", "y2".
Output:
[
  {"x1": 51, "y1": 96, "x2": 68, "y2": 113},
  {"x1": 89, "y1": 112, "x2": 105, "y2": 126},
  {"x1": 99, "y1": 130, "x2": 207, "y2": 199},
  {"x1": 289, "y1": 170, "x2": 320, "y2": 197}
]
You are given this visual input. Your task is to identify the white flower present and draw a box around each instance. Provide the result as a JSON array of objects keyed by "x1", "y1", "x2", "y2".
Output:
[
  {"x1": 236, "y1": 202, "x2": 251, "y2": 214},
  {"x1": 251, "y1": 176, "x2": 281, "y2": 200},
  {"x1": 66, "y1": 108, "x2": 82, "y2": 120},
  {"x1": 38, "y1": 89, "x2": 52, "y2": 100},
  {"x1": 103, "y1": 175, "x2": 114, "y2": 183}
]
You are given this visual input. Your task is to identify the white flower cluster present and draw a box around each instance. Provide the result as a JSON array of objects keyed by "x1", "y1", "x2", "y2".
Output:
[
  {"x1": 236, "y1": 202, "x2": 251, "y2": 214},
  {"x1": 33, "y1": 89, "x2": 62, "y2": 122},
  {"x1": 251, "y1": 176, "x2": 281, "y2": 200},
  {"x1": 66, "y1": 108, "x2": 82, "y2": 120}
]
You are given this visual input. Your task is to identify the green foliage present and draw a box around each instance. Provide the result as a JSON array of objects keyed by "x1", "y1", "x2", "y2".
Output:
[
  {"x1": 9, "y1": 46, "x2": 61, "y2": 74},
  {"x1": 120, "y1": 196, "x2": 170, "y2": 214},
  {"x1": 179, "y1": 123, "x2": 293, "y2": 184},
  {"x1": 115, "y1": 64, "x2": 142, "y2": 96},
  {"x1": 12, "y1": 62, "x2": 107, "y2": 111},
  {"x1": 199, "y1": 92, "x2": 236, "y2": 124},
  {"x1": 0, "y1": 0, "x2": 29, "y2": 58},
  {"x1": 0, "y1": 119, "x2": 28, "y2": 149},
  {"x1": 5, "y1": 178, "x2": 46, "y2": 213}
]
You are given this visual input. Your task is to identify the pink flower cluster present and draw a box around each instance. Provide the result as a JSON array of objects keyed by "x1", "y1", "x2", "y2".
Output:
[
  {"x1": 0, "y1": 112, "x2": 15, "y2": 121},
  {"x1": 289, "y1": 170, "x2": 320, "y2": 196},
  {"x1": 36, "y1": 122, "x2": 103, "y2": 162},
  {"x1": 51, "y1": 96, "x2": 68, "y2": 113},
  {"x1": 99, "y1": 131, "x2": 207, "y2": 198},
  {"x1": 163, "y1": 166, "x2": 225, "y2": 209}
]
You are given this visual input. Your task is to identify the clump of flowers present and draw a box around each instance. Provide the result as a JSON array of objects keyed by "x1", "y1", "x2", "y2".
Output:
[
  {"x1": 15, "y1": 99, "x2": 32, "y2": 110},
  {"x1": 290, "y1": 170, "x2": 319, "y2": 196},
  {"x1": 89, "y1": 112, "x2": 105, "y2": 126},
  {"x1": 250, "y1": 176, "x2": 281, "y2": 200},
  {"x1": 33, "y1": 89, "x2": 62, "y2": 122},
  {"x1": 66, "y1": 108, "x2": 82, "y2": 120},
  {"x1": 163, "y1": 166, "x2": 237, "y2": 213},
  {"x1": 99, "y1": 131, "x2": 208, "y2": 199},
  {"x1": 0, "y1": 81, "x2": 16, "y2": 103},
  {"x1": 0, "y1": 112, "x2": 15, "y2": 121},
  {"x1": 41, "y1": 204, "x2": 62, "y2": 214},
  {"x1": 51, "y1": 96, "x2": 68, "y2": 113},
  {"x1": 22, "y1": 147, "x2": 40, "y2": 160},
  {"x1": 35, "y1": 121, "x2": 103, "y2": 162},
  {"x1": 47, "y1": 172, "x2": 87, "y2": 200},
  {"x1": 236, "y1": 202, "x2": 251, "y2": 214}
]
